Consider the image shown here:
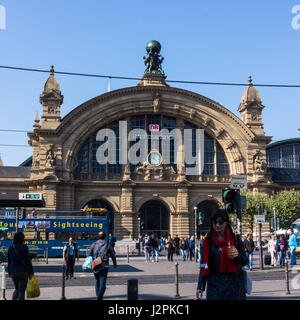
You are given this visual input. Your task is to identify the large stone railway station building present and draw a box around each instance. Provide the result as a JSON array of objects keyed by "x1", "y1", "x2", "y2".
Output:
[{"x1": 0, "y1": 41, "x2": 299, "y2": 240}]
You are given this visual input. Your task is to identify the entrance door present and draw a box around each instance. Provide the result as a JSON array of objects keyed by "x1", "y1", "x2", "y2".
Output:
[{"x1": 139, "y1": 200, "x2": 169, "y2": 238}]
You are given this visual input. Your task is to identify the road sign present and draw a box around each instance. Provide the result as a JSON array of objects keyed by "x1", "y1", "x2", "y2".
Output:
[
  {"x1": 19, "y1": 193, "x2": 42, "y2": 200},
  {"x1": 230, "y1": 175, "x2": 247, "y2": 190},
  {"x1": 254, "y1": 215, "x2": 265, "y2": 224}
]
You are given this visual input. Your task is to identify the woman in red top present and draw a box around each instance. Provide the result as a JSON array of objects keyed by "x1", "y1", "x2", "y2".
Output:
[{"x1": 196, "y1": 209, "x2": 248, "y2": 300}]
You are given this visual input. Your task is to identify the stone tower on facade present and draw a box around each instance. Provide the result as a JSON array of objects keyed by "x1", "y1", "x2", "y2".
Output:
[
  {"x1": 40, "y1": 65, "x2": 63, "y2": 129},
  {"x1": 238, "y1": 74, "x2": 265, "y2": 136}
]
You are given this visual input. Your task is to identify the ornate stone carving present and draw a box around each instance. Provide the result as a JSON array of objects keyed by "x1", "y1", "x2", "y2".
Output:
[
  {"x1": 253, "y1": 151, "x2": 266, "y2": 173},
  {"x1": 152, "y1": 92, "x2": 160, "y2": 113},
  {"x1": 45, "y1": 145, "x2": 56, "y2": 168},
  {"x1": 122, "y1": 164, "x2": 131, "y2": 181},
  {"x1": 33, "y1": 152, "x2": 40, "y2": 168}
]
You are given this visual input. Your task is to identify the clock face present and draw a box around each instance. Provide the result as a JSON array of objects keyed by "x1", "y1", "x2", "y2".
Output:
[{"x1": 149, "y1": 151, "x2": 161, "y2": 166}]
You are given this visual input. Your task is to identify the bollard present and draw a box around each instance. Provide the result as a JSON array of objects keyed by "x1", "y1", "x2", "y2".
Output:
[
  {"x1": 60, "y1": 264, "x2": 67, "y2": 300},
  {"x1": 285, "y1": 258, "x2": 290, "y2": 295},
  {"x1": 174, "y1": 262, "x2": 180, "y2": 298},
  {"x1": 195, "y1": 247, "x2": 198, "y2": 263},
  {"x1": 1, "y1": 265, "x2": 6, "y2": 300},
  {"x1": 127, "y1": 245, "x2": 129, "y2": 263},
  {"x1": 127, "y1": 278, "x2": 138, "y2": 300}
]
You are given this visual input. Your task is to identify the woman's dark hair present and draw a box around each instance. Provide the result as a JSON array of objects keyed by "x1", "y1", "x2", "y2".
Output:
[
  {"x1": 13, "y1": 232, "x2": 25, "y2": 244},
  {"x1": 207, "y1": 209, "x2": 236, "y2": 244}
]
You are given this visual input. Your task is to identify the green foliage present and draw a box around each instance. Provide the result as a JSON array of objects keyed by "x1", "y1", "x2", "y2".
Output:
[
  {"x1": 267, "y1": 190, "x2": 300, "y2": 229},
  {"x1": 240, "y1": 191, "x2": 269, "y2": 233},
  {"x1": 240, "y1": 189, "x2": 300, "y2": 231}
]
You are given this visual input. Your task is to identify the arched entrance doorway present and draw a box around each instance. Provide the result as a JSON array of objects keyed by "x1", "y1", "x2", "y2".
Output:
[
  {"x1": 83, "y1": 199, "x2": 114, "y2": 235},
  {"x1": 139, "y1": 200, "x2": 170, "y2": 238},
  {"x1": 195, "y1": 200, "x2": 219, "y2": 237}
]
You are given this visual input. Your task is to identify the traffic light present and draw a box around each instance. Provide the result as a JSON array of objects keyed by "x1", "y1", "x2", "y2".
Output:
[
  {"x1": 197, "y1": 212, "x2": 203, "y2": 225},
  {"x1": 222, "y1": 188, "x2": 237, "y2": 214},
  {"x1": 140, "y1": 220, "x2": 145, "y2": 230}
]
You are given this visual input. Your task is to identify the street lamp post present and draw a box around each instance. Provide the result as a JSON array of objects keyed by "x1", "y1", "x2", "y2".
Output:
[
  {"x1": 194, "y1": 206, "x2": 197, "y2": 242},
  {"x1": 138, "y1": 217, "x2": 141, "y2": 256},
  {"x1": 258, "y1": 205, "x2": 264, "y2": 270},
  {"x1": 273, "y1": 207, "x2": 277, "y2": 233},
  {"x1": 194, "y1": 206, "x2": 199, "y2": 263}
]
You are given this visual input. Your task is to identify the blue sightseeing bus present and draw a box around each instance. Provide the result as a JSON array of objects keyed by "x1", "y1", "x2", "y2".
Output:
[{"x1": 0, "y1": 208, "x2": 109, "y2": 257}]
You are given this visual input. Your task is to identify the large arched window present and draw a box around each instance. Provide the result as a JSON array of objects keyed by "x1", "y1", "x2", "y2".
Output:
[{"x1": 74, "y1": 116, "x2": 229, "y2": 179}]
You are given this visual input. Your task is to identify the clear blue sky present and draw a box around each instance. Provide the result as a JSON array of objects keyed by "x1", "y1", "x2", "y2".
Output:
[{"x1": 0, "y1": 0, "x2": 299, "y2": 166}]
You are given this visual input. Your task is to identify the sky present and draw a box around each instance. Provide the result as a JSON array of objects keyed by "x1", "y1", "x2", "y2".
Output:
[{"x1": 0, "y1": 0, "x2": 300, "y2": 166}]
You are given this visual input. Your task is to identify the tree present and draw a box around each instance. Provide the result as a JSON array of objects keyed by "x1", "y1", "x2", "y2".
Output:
[
  {"x1": 240, "y1": 191, "x2": 269, "y2": 234},
  {"x1": 268, "y1": 190, "x2": 300, "y2": 229}
]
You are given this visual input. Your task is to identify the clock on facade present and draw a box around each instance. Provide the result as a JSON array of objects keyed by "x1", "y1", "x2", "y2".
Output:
[{"x1": 148, "y1": 151, "x2": 162, "y2": 166}]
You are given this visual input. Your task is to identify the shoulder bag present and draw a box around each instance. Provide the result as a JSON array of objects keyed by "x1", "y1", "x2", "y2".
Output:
[
  {"x1": 82, "y1": 243, "x2": 105, "y2": 272},
  {"x1": 92, "y1": 243, "x2": 107, "y2": 271}
]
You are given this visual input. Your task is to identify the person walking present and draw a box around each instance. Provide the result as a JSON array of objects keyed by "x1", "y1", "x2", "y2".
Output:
[
  {"x1": 149, "y1": 234, "x2": 159, "y2": 262},
  {"x1": 196, "y1": 209, "x2": 248, "y2": 300},
  {"x1": 8, "y1": 232, "x2": 34, "y2": 300},
  {"x1": 63, "y1": 237, "x2": 79, "y2": 279},
  {"x1": 244, "y1": 234, "x2": 255, "y2": 271},
  {"x1": 88, "y1": 231, "x2": 117, "y2": 300},
  {"x1": 173, "y1": 235, "x2": 180, "y2": 256},
  {"x1": 277, "y1": 235, "x2": 287, "y2": 268},
  {"x1": 109, "y1": 233, "x2": 116, "y2": 249},
  {"x1": 288, "y1": 228, "x2": 297, "y2": 265},
  {"x1": 189, "y1": 236, "x2": 195, "y2": 261},
  {"x1": 143, "y1": 233, "x2": 151, "y2": 262},
  {"x1": 166, "y1": 235, "x2": 175, "y2": 262},
  {"x1": 268, "y1": 234, "x2": 278, "y2": 267},
  {"x1": 180, "y1": 238, "x2": 188, "y2": 261}
]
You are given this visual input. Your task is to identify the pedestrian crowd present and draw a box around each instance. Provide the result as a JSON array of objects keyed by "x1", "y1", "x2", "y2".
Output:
[
  {"x1": 140, "y1": 233, "x2": 197, "y2": 263},
  {"x1": 4, "y1": 225, "x2": 298, "y2": 301}
]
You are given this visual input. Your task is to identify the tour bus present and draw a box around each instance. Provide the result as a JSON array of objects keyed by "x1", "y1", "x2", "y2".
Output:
[{"x1": 0, "y1": 208, "x2": 109, "y2": 257}]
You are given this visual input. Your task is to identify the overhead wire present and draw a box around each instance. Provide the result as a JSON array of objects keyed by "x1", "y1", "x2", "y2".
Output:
[{"x1": 1, "y1": 65, "x2": 300, "y2": 88}]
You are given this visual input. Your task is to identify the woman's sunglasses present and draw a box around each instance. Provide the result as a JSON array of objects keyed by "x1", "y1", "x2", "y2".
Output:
[{"x1": 212, "y1": 218, "x2": 226, "y2": 225}]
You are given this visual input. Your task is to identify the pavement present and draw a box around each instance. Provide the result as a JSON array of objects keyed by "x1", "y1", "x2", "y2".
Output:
[{"x1": 1, "y1": 251, "x2": 300, "y2": 300}]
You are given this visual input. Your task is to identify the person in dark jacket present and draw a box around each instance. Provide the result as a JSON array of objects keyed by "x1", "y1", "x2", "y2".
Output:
[
  {"x1": 173, "y1": 235, "x2": 180, "y2": 256},
  {"x1": 180, "y1": 238, "x2": 188, "y2": 261},
  {"x1": 8, "y1": 232, "x2": 34, "y2": 300},
  {"x1": 89, "y1": 231, "x2": 117, "y2": 300},
  {"x1": 63, "y1": 237, "x2": 79, "y2": 279},
  {"x1": 149, "y1": 234, "x2": 159, "y2": 262},
  {"x1": 196, "y1": 209, "x2": 248, "y2": 300},
  {"x1": 244, "y1": 234, "x2": 255, "y2": 271},
  {"x1": 166, "y1": 235, "x2": 175, "y2": 261},
  {"x1": 277, "y1": 234, "x2": 288, "y2": 268}
]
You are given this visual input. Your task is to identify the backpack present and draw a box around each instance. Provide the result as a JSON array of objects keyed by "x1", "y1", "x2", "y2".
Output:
[
  {"x1": 144, "y1": 236, "x2": 150, "y2": 245},
  {"x1": 92, "y1": 242, "x2": 108, "y2": 273}
]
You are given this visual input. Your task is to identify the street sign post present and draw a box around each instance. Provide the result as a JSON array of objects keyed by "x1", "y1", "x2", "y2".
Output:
[
  {"x1": 230, "y1": 175, "x2": 247, "y2": 190},
  {"x1": 254, "y1": 215, "x2": 265, "y2": 224}
]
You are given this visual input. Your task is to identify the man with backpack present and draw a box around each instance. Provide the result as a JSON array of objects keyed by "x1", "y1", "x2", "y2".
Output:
[{"x1": 88, "y1": 231, "x2": 117, "y2": 300}]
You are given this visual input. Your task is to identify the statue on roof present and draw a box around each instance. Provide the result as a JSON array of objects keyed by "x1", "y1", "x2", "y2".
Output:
[{"x1": 143, "y1": 40, "x2": 165, "y2": 75}]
